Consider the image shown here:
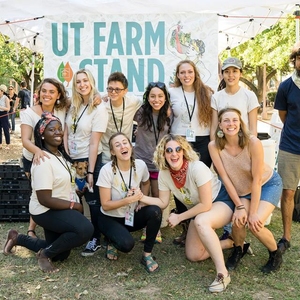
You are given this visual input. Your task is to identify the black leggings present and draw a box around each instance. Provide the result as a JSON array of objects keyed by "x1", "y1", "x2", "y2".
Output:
[
  {"x1": 17, "y1": 209, "x2": 94, "y2": 261},
  {"x1": 97, "y1": 205, "x2": 162, "y2": 253}
]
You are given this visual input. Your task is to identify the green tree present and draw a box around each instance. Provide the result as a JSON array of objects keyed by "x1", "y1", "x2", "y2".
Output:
[
  {"x1": 0, "y1": 35, "x2": 43, "y2": 90},
  {"x1": 221, "y1": 16, "x2": 296, "y2": 102}
]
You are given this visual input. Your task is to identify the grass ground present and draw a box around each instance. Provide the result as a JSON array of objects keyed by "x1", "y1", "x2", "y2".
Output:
[{"x1": 1, "y1": 207, "x2": 300, "y2": 300}]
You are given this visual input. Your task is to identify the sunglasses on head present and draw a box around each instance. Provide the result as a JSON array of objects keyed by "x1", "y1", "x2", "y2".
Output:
[
  {"x1": 165, "y1": 146, "x2": 182, "y2": 153},
  {"x1": 149, "y1": 82, "x2": 165, "y2": 89}
]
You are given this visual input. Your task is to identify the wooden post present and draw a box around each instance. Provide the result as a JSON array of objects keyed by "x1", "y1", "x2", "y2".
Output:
[{"x1": 262, "y1": 64, "x2": 268, "y2": 120}]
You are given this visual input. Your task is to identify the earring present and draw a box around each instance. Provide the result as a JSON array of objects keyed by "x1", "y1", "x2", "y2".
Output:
[
  {"x1": 56, "y1": 99, "x2": 61, "y2": 105},
  {"x1": 217, "y1": 129, "x2": 224, "y2": 138},
  {"x1": 238, "y1": 129, "x2": 243, "y2": 137}
]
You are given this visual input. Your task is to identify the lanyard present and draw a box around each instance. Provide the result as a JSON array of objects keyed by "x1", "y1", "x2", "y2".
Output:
[
  {"x1": 44, "y1": 148, "x2": 73, "y2": 183},
  {"x1": 110, "y1": 99, "x2": 125, "y2": 132},
  {"x1": 150, "y1": 113, "x2": 159, "y2": 145},
  {"x1": 117, "y1": 165, "x2": 132, "y2": 192},
  {"x1": 182, "y1": 87, "x2": 195, "y2": 122},
  {"x1": 72, "y1": 104, "x2": 89, "y2": 134}
]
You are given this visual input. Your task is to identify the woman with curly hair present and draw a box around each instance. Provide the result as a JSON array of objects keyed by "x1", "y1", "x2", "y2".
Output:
[
  {"x1": 96, "y1": 132, "x2": 162, "y2": 273},
  {"x1": 140, "y1": 133, "x2": 234, "y2": 292},
  {"x1": 134, "y1": 81, "x2": 173, "y2": 243},
  {"x1": 3, "y1": 113, "x2": 93, "y2": 273},
  {"x1": 169, "y1": 59, "x2": 213, "y2": 245}
]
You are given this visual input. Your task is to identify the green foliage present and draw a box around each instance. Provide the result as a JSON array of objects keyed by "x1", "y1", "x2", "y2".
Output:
[
  {"x1": 0, "y1": 34, "x2": 43, "y2": 90},
  {"x1": 223, "y1": 16, "x2": 295, "y2": 74}
]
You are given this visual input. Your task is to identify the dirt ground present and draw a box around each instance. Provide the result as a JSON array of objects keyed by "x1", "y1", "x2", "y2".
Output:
[{"x1": 0, "y1": 117, "x2": 23, "y2": 163}]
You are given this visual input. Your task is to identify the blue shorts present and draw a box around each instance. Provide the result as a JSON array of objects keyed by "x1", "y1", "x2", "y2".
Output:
[
  {"x1": 241, "y1": 171, "x2": 282, "y2": 206},
  {"x1": 213, "y1": 184, "x2": 235, "y2": 211}
]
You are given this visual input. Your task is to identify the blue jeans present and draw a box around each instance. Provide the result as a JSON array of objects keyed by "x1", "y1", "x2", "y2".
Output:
[{"x1": 9, "y1": 111, "x2": 16, "y2": 131}]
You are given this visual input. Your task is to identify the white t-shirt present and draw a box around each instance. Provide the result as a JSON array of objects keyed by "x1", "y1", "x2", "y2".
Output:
[
  {"x1": 65, "y1": 102, "x2": 108, "y2": 159},
  {"x1": 211, "y1": 87, "x2": 259, "y2": 127},
  {"x1": 101, "y1": 94, "x2": 142, "y2": 163},
  {"x1": 158, "y1": 160, "x2": 221, "y2": 210},
  {"x1": 20, "y1": 107, "x2": 66, "y2": 161},
  {"x1": 96, "y1": 159, "x2": 149, "y2": 218},
  {"x1": 29, "y1": 154, "x2": 74, "y2": 215},
  {"x1": 169, "y1": 86, "x2": 210, "y2": 136}
]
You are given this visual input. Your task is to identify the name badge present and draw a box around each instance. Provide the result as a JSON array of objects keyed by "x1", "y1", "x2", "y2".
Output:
[
  {"x1": 125, "y1": 210, "x2": 134, "y2": 226},
  {"x1": 186, "y1": 128, "x2": 195, "y2": 142}
]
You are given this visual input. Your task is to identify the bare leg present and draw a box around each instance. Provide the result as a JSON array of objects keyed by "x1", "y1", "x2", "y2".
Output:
[{"x1": 280, "y1": 189, "x2": 295, "y2": 241}]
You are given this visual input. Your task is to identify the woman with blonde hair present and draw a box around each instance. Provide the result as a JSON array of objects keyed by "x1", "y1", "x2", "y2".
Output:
[
  {"x1": 64, "y1": 68, "x2": 108, "y2": 256},
  {"x1": 141, "y1": 133, "x2": 235, "y2": 292}
]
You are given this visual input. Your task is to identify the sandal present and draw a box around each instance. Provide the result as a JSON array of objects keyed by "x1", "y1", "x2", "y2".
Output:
[
  {"x1": 106, "y1": 244, "x2": 118, "y2": 260},
  {"x1": 27, "y1": 230, "x2": 38, "y2": 238},
  {"x1": 141, "y1": 255, "x2": 159, "y2": 273}
]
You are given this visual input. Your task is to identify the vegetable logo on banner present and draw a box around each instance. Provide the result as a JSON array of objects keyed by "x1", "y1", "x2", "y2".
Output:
[{"x1": 44, "y1": 13, "x2": 218, "y2": 95}]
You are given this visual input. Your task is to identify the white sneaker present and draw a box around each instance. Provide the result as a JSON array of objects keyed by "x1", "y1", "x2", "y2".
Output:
[{"x1": 208, "y1": 273, "x2": 231, "y2": 293}]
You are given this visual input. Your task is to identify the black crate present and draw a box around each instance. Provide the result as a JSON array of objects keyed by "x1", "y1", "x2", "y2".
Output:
[
  {"x1": 0, "y1": 179, "x2": 31, "y2": 191},
  {"x1": 0, "y1": 191, "x2": 31, "y2": 203},
  {"x1": 0, "y1": 207, "x2": 30, "y2": 222}
]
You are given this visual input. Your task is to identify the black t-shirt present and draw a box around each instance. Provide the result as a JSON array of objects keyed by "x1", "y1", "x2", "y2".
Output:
[{"x1": 18, "y1": 89, "x2": 31, "y2": 109}]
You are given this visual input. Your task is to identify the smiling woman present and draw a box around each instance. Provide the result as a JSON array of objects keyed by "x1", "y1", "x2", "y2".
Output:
[{"x1": 3, "y1": 112, "x2": 93, "y2": 273}]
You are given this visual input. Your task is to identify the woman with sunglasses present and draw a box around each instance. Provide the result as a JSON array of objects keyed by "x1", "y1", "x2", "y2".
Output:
[
  {"x1": 169, "y1": 59, "x2": 213, "y2": 246},
  {"x1": 134, "y1": 81, "x2": 173, "y2": 243},
  {"x1": 64, "y1": 68, "x2": 108, "y2": 257},
  {"x1": 3, "y1": 113, "x2": 93, "y2": 273},
  {"x1": 96, "y1": 132, "x2": 162, "y2": 273},
  {"x1": 139, "y1": 133, "x2": 234, "y2": 292}
]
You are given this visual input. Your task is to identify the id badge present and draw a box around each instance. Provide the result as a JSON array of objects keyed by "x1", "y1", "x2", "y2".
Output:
[
  {"x1": 186, "y1": 128, "x2": 195, "y2": 142},
  {"x1": 70, "y1": 140, "x2": 78, "y2": 155},
  {"x1": 125, "y1": 210, "x2": 134, "y2": 226}
]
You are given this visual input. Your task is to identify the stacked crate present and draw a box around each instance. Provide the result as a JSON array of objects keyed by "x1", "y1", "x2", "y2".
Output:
[{"x1": 0, "y1": 160, "x2": 31, "y2": 221}]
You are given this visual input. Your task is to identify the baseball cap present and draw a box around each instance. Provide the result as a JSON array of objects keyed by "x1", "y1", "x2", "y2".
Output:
[
  {"x1": 0, "y1": 84, "x2": 7, "y2": 92},
  {"x1": 222, "y1": 57, "x2": 242, "y2": 70}
]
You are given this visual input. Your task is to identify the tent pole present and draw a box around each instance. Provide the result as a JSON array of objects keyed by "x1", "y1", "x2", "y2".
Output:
[{"x1": 30, "y1": 52, "x2": 36, "y2": 107}]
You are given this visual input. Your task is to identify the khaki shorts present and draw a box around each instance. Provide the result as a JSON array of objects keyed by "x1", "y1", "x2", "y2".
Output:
[{"x1": 277, "y1": 150, "x2": 300, "y2": 190}]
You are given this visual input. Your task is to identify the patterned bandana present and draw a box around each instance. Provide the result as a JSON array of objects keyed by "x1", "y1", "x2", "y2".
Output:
[
  {"x1": 39, "y1": 112, "x2": 61, "y2": 134},
  {"x1": 169, "y1": 158, "x2": 189, "y2": 189}
]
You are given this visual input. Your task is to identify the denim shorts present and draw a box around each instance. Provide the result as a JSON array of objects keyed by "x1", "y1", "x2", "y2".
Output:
[
  {"x1": 240, "y1": 171, "x2": 282, "y2": 206},
  {"x1": 213, "y1": 184, "x2": 235, "y2": 211}
]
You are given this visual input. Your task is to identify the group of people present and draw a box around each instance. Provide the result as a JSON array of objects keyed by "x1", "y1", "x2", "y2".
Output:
[
  {"x1": 0, "y1": 81, "x2": 31, "y2": 149},
  {"x1": 3, "y1": 43, "x2": 300, "y2": 293}
]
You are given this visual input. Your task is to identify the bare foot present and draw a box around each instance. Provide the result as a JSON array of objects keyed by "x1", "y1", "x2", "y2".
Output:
[
  {"x1": 106, "y1": 244, "x2": 118, "y2": 260},
  {"x1": 36, "y1": 249, "x2": 59, "y2": 273}
]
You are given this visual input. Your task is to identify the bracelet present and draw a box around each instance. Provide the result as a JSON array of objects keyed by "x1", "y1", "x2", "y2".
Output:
[
  {"x1": 70, "y1": 201, "x2": 75, "y2": 210},
  {"x1": 236, "y1": 205, "x2": 245, "y2": 208},
  {"x1": 236, "y1": 206, "x2": 246, "y2": 210},
  {"x1": 87, "y1": 171, "x2": 94, "y2": 175}
]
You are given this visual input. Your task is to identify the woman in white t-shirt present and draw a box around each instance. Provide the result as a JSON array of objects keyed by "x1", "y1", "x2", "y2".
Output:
[
  {"x1": 64, "y1": 68, "x2": 108, "y2": 257},
  {"x1": 141, "y1": 134, "x2": 235, "y2": 293},
  {"x1": 96, "y1": 132, "x2": 162, "y2": 273},
  {"x1": 20, "y1": 78, "x2": 70, "y2": 239},
  {"x1": 169, "y1": 60, "x2": 213, "y2": 246},
  {"x1": 4, "y1": 113, "x2": 93, "y2": 273}
]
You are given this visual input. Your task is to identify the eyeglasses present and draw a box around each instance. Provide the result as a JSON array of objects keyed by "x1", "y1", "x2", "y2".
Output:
[
  {"x1": 149, "y1": 82, "x2": 165, "y2": 89},
  {"x1": 165, "y1": 146, "x2": 183, "y2": 154},
  {"x1": 106, "y1": 87, "x2": 125, "y2": 94}
]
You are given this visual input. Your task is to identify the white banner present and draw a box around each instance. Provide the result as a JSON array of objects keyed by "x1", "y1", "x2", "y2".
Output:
[{"x1": 44, "y1": 13, "x2": 218, "y2": 96}]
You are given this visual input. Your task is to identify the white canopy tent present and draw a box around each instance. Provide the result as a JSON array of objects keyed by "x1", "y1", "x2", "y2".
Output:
[{"x1": 0, "y1": 0, "x2": 298, "y2": 54}]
